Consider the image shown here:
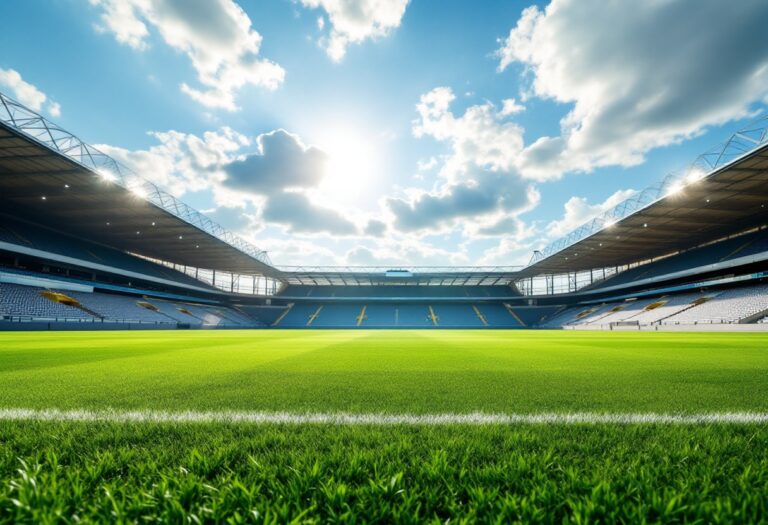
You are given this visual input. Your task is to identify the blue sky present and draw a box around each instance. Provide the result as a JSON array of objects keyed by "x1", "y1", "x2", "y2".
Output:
[{"x1": 2, "y1": 0, "x2": 767, "y2": 267}]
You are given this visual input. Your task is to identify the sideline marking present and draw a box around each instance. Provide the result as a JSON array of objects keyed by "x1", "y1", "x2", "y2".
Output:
[{"x1": 0, "y1": 409, "x2": 767, "y2": 425}]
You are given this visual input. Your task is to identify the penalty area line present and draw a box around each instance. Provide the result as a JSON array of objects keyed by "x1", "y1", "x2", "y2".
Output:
[{"x1": 0, "y1": 409, "x2": 767, "y2": 425}]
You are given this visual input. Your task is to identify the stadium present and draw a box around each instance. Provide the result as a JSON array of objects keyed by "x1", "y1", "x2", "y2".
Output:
[
  {"x1": 3, "y1": 91, "x2": 768, "y2": 331},
  {"x1": 2, "y1": 1, "x2": 768, "y2": 522}
]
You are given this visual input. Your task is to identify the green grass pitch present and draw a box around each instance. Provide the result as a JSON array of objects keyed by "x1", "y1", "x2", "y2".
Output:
[{"x1": 0, "y1": 330, "x2": 767, "y2": 522}]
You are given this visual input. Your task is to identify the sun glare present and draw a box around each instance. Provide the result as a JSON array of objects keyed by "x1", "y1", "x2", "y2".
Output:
[{"x1": 317, "y1": 127, "x2": 380, "y2": 206}]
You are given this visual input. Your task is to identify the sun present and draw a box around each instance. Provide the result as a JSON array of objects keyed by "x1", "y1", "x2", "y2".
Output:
[{"x1": 316, "y1": 127, "x2": 380, "y2": 206}]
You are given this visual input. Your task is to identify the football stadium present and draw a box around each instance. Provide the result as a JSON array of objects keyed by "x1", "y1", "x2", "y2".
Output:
[{"x1": 2, "y1": 1, "x2": 768, "y2": 522}]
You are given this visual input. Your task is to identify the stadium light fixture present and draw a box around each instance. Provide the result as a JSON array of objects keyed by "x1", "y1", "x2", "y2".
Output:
[
  {"x1": 98, "y1": 169, "x2": 117, "y2": 183},
  {"x1": 686, "y1": 167, "x2": 706, "y2": 184},
  {"x1": 130, "y1": 185, "x2": 149, "y2": 200},
  {"x1": 666, "y1": 182, "x2": 684, "y2": 196}
]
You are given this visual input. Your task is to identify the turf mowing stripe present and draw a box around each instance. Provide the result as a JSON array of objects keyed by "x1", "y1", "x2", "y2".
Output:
[{"x1": 1, "y1": 409, "x2": 767, "y2": 425}]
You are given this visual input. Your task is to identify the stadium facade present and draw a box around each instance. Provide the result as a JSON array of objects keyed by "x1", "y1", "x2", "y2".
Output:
[{"x1": 2, "y1": 89, "x2": 768, "y2": 331}]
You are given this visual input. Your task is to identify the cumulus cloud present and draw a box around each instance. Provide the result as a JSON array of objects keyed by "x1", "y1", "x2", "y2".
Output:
[
  {"x1": 477, "y1": 237, "x2": 536, "y2": 267},
  {"x1": 95, "y1": 124, "x2": 360, "y2": 236},
  {"x1": 300, "y1": 0, "x2": 409, "y2": 61},
  {"x1": 89, "y1": 0, "x2": 284, "y2": 110},
  {"x1": 345, "y1": 239, "x2": 469, "y2": 266},
  {"x1": 95, "y1": 127, "x2": 249, "y2": 197},
  {"x1": 262, "y1": 191, "x2": 357, "y2": 235},
  {"x1": 498, "y1": 0, "x2": 768, "y2": 178},
  {"x1": 0, "y1": 68, "x2": 61, "y2": 117},
  {"x1": 498, "y1": 98, "x2": 524, "y2": 117},
  {"x1": 220, "y1": 129, "x2": 359, "y2": 235},
  {"x1": 413, "y1": 87, "x2": 525, "y2": 180},
  {"x1": 259, "y1": 237, "x2": 340, "y2": 266},
  {"x1": 387, "y1": 169, "x2": 536, "y2": 232},
  {"x1": 224, "y1": 130, "x2": 328, "y2": 194},
  {"x1": 387, "y1": 87, "x2": 537, "y2": 234},
  {"x1": 364, "y1": 219, "x2": 387, "y2": 237},
  {"x1": 546, "y1": 189, "x2": 636, "y2": 239}
]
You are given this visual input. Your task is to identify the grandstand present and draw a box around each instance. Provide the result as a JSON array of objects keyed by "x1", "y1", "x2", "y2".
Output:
[{"x1": 2, "y1": 89, "x2": 768, "y2": 331}]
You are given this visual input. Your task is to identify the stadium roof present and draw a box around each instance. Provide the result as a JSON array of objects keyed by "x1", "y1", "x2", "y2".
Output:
[
  {"x1": 518, "y1": 115, "x2": 768, "y2": 277},
  {"x1": 4, "y1": 88, "x2": 768, "y2": 287},
  {"x1": 277, "y1": 266, "x2": 522, "y2": 286},
  {"x1": 0, "y1": 91, "x2": 281, "y2": 277}
]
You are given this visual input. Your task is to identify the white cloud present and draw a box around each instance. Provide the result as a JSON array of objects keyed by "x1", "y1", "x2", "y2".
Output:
[
  {"x1": 345, "y1": 238, "x2": 469, "y2": 267},
  {"x1": 301, "y1": 0, "x2": 409, "y2": 61},
  {"x1": 387, "y1": 87, "x2": 537, "y2": 234},
  {"x1": 498, "y1": 0, "x2": 768, "y2": 179},
  {"x1": 97, "y1": 125, "x2": 363, "y2": 236},
  {"x1": 413, "y1": 87, "x2": 524, "y2": 181},
  {"x1": 47, "y1": 101, "x2": 62, "y2": 118},
  {"x1": 262, "y1": 191, "x2": 358, "y2": 235},
  {"x1": 259, "y1": 237, "x2": 340, "y2": 266},
  {"x1": 0, "y1": 68, "x2": 61, "y2": 117},
  {"x1": 224, "y1": 129, "x2": 328, "y2": 194},
  {"x1": 477, "y1": 237, "x2": 537, "y2": 267},
  {"x1": 416, "y1": 156, "x2": 438, "y2": 172},
  {"x1": 546, "y1": 189, "x2": 636, "y2": 239},
  {"x1": 95, "y1": 127, "x2": 248, "y2": 197},
  {"x1": 90, "y1": 0, "x2": 285, "y2": 110},
  {"x1": 498, "y1": 98, "x2": 524, "y2": 117}
]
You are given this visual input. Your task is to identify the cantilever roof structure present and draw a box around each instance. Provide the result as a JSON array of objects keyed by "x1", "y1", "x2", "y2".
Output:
[
  {"x1": 518, "y1": 116, "x2": 768, "y2": 278},
  {"x1": 0, "y1": 91, "x2": 281, "y2": 277}
]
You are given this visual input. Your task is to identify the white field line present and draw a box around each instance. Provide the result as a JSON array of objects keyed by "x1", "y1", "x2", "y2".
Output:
[{"x1": 0, "y1": 409, "x2": 767, "y2": 425}]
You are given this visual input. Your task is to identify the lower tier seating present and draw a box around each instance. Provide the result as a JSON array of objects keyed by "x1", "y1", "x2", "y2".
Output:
[
  {"x1": 0, "y1": 282, "x2": 260, "y2": 327},
  {"x1": 271, "y1": 301, "x2": 551, "y2": 328},
  {"x1": 557, "y1": 282, "x2": 768, "y2": 328}
]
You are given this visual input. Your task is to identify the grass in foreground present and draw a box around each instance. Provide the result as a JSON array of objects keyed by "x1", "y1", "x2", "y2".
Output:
[
  {"x1": 1, "y1": 330, "x2": 767, "y2": 522},
  {"x1": 1, "y1": 330, "x2": 767, "y2": 413},
  {"x1": 1, "y1": 422, "x2": 767, "y2": 523}
]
